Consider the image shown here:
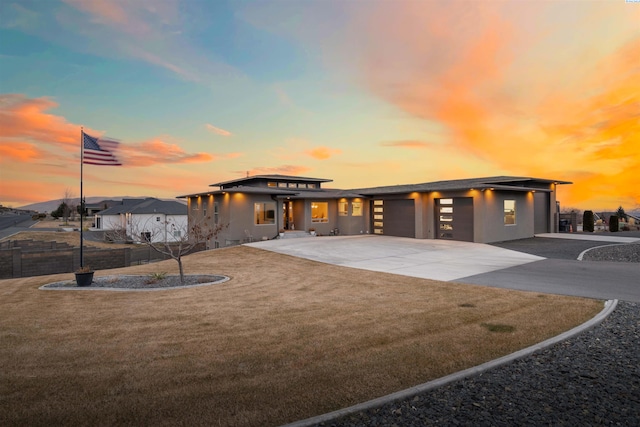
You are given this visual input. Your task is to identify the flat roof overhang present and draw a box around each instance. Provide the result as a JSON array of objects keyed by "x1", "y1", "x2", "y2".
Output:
[{"x1": 177, "y1": 187, "x2": 298, "y2": 199}]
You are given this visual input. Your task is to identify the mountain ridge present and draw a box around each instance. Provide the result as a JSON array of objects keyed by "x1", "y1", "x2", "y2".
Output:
[{"x1": 19, "y1": 197, "x2": 185, "y2": 213}]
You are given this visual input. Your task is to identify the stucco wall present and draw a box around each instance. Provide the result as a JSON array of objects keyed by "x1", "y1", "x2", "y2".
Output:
[
  {"x1": 336, "y1": 198, "x2": 369, "y2": 235},
  {"x1": 479, "y1": 190, "x2": 535, "y2": 243}
]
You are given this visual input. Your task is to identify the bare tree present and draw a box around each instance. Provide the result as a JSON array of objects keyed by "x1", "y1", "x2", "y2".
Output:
[
  {"x1": 61, "y1": 188, "x2": 76, "y2": 225},
  {"x1": 559, "y1": 206, "x2": 583, "y2": 216},
  {"x1": 109, "y1": 215, "x2": 226, "y2": 284}
]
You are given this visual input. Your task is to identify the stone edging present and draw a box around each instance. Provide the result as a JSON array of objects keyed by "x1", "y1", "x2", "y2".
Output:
[
  {"x1": 39, "y1": 275, "x2": 230, "y2": 292},
  {"x1": 577, "y1": 243, "x2": 630, "y2": 261}
]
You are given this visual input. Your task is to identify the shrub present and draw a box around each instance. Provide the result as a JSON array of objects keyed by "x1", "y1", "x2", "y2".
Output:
[
  {"x1": 609, "y1": 215, "x2": 619, "y2": 232},
  {"x1": 146, "y1": 271, "x2": 167, "y2": 284},
  {"x1": 583, "y1": 210, "x2": 594, "y2": 232}
]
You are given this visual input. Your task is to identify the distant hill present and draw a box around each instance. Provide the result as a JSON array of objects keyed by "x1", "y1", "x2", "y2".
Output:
[{"x1": 19, "y1": 197, "x2": 185, "y2": 213}]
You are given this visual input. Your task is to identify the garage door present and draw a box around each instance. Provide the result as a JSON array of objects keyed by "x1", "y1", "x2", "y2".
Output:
[
  {"x1": 436, "y1": 197, "x2": 474, "y2": 242},
  {"x1": 373, "y1": 199, "x2": 415, "y2": 238}
]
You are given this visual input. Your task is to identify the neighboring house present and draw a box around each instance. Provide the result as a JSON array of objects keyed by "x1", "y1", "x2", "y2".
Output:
[
  {"x1": 628, "y1": 214, "x2": 640, "y2": 227},
  {"x1": 86, "y1": 199, "x2": 121, "y2": 216},
  {"x1": 95, "y1": 198, "x2": 188, "y2": 243},
  {"x1": 597, "y1": 211, "x2": 640, "y2": 230},
  {"x1": 179, "y1": 175, "x2": 569, "y2": 248}
]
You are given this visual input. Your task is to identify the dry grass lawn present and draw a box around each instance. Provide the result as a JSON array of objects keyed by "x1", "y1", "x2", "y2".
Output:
[{"x1": 1, "y1": 245, "x2": 602, "y2": 426}]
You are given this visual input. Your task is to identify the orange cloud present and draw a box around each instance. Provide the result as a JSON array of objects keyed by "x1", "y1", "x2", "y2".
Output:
[
  {"x1": 205, "y1": 123, "x2": 232, "y2": 136},
  {"x1": 0, "y1": 142, "x2": 42, "y2": 161},
  {"x1": 119, "y1": 138, "x2": 214, "y2": 167},
  {"x1": 244, "y1": 165, "x2": 312, "y2": 177},
  {"x1": 0, "y1": 94, "x2": 215, "y2": 168},
  {"x1": 305, "y1": 146, "x2": 342, "y2": 160},
  {"x1": 380, "y1": 140, "x2": 434, "y2": 150},
  {"x1": 0, "y1": 94, "x2": 223, "y2": 206},
  {"x1": 0, "y1": 94, "x2": 90, "y2": 150},
  {"x1": 350, "y1": 2, "x2": 639, "y2": 210}
]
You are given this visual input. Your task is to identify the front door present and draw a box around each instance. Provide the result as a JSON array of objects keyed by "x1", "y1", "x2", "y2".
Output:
[
  {"x1": 283, "y1": 201, "x2": 294, "y2": 230},
  {"x1": 436, "y1": 197, "x2": 474, "y2": 241}
]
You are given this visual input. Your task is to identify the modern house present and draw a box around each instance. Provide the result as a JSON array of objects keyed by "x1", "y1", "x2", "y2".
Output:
[
  {"x1": 95, "y1": 198, "x2": 188, "y2": 243},
  {"x1": 179, "y1": 174, "x2": 570, "y2": 248}
]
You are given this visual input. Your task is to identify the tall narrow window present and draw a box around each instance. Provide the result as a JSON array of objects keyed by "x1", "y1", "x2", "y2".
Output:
[
  {"x1": 352, "y1": 201, "x2": 363, "y2": 216},
  {"x1": 504, "y1": 200, "x2": 516, "y2": 225},
  {"x1": 338, "y1": 200, "x2": 348, "y2": 216},
  {"x1": 255, "y1": 202, "x2": 276, "y2": 225},
  {"x1": 214, "y1": 202, "x2": 219, "y2": 224}
]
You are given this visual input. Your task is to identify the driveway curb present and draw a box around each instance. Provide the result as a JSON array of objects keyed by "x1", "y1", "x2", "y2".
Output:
[{"x1": 282, "y1": 299, "x2": 618, "y2": 427}]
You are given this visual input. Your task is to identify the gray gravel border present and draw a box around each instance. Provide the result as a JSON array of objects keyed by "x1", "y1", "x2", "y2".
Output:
[{"x1": 39, "y1": 274, "x2": 230, "y2": 291}]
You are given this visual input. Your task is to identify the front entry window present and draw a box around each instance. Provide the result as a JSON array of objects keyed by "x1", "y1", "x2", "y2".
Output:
[
  {"x1": 255, "y1": 202, "x2": 275, "y2": 225},
  {"x1": 311, "y1": 202, "x2": 329, "y2": 223}
]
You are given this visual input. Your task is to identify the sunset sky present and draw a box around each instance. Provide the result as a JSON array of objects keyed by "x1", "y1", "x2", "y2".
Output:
[{"x1": 1, "y1": 0, "x2": 638, "y2": 211}]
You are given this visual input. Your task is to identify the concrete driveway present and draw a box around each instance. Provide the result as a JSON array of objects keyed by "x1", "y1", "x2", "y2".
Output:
[
  {"x1": 248, "y1": 234, "x2": 640, "y2": 302},
  {"x1": 249, "y1": 235, "x2": 544, "y2": 281}
]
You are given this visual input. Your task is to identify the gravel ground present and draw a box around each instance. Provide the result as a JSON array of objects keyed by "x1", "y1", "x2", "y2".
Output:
[
  {"x1": 304, "y1": 242, "x2": 640, "y2": 427},
  {"x1": 42, "y1": 274, "x2": 227, "y2": 289},
  {"x1": 582, "y1": 243, "x2": 640, "y2": 263},
  {"x1": 491, "y1": 234, "x2": 640, "y2": 261}
]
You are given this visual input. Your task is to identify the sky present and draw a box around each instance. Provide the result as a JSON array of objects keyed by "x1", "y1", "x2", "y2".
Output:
[{"x1": 0, "y1": 0, "x2": 638, "y2": 211}]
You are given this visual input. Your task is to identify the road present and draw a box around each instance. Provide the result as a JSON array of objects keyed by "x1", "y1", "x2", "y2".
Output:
[{"x1": 0, "y1": 213, "x2": 36, "y2": 239}]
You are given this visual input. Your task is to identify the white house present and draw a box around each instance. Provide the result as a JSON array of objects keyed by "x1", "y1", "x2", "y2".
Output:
[{"x1": 95, "y1": 198, "x2": 188, "y2": 243}]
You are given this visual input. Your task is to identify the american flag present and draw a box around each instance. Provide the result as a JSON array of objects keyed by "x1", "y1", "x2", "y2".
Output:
[{"x1": 82, "y1": 132, "x2": 122, "y2": 166}]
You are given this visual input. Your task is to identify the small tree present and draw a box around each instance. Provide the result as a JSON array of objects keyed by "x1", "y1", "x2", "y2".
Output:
[
  {"x1": 583, "y1": 210, "x2": 594, "y2": 232},
  {"x1": 51, "y1": 202, "x2": 67, "y2": 220},
  {"x1": 110, "y1": 215, "x2": 226, "y2": 284},
  {"x1": 616, "y1": 206, "x2": 628, "y2": 222},
  {"x1": 609, "y1": 215, "x2": 619, "y2": 232}
]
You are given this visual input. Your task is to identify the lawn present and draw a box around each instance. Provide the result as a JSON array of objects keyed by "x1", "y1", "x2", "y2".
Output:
[{"x1": 0, "y1": 245, "x2": 603, "y2": 426}]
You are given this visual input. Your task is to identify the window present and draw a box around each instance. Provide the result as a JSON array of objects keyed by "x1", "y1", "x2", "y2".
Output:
[
  {"x1": 338, "y1": 201, "x2": 348, "y2": 216},
  {"x1": 311, "y1": 202, "x2": 329, "y2": 223},
  {"x1": 268, "y1": 182, "x2": 277, "y2": 187},
  {"x1": 255, "y1": 202, "x2": 276, "y2": 225},
  {"x1": 214, "y1": 202, "x2": 219, "y2": 224},
  {"x1": 156, "y1": 216, "x2": 161, "y2": 222},
  {"x1": 504, "y1": 200, "x2": 516, "y2": 225},
  {"x1": 173, "y1": 230, "x2": 182, "y2": 238},
  {"x1": 352, "y1": 201, "x2": 363, "y2": 216}
]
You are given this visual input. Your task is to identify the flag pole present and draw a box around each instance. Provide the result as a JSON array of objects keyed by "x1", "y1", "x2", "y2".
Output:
[{"x1": 80, "y1": 127, "x2": 84, "y2": 269}]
